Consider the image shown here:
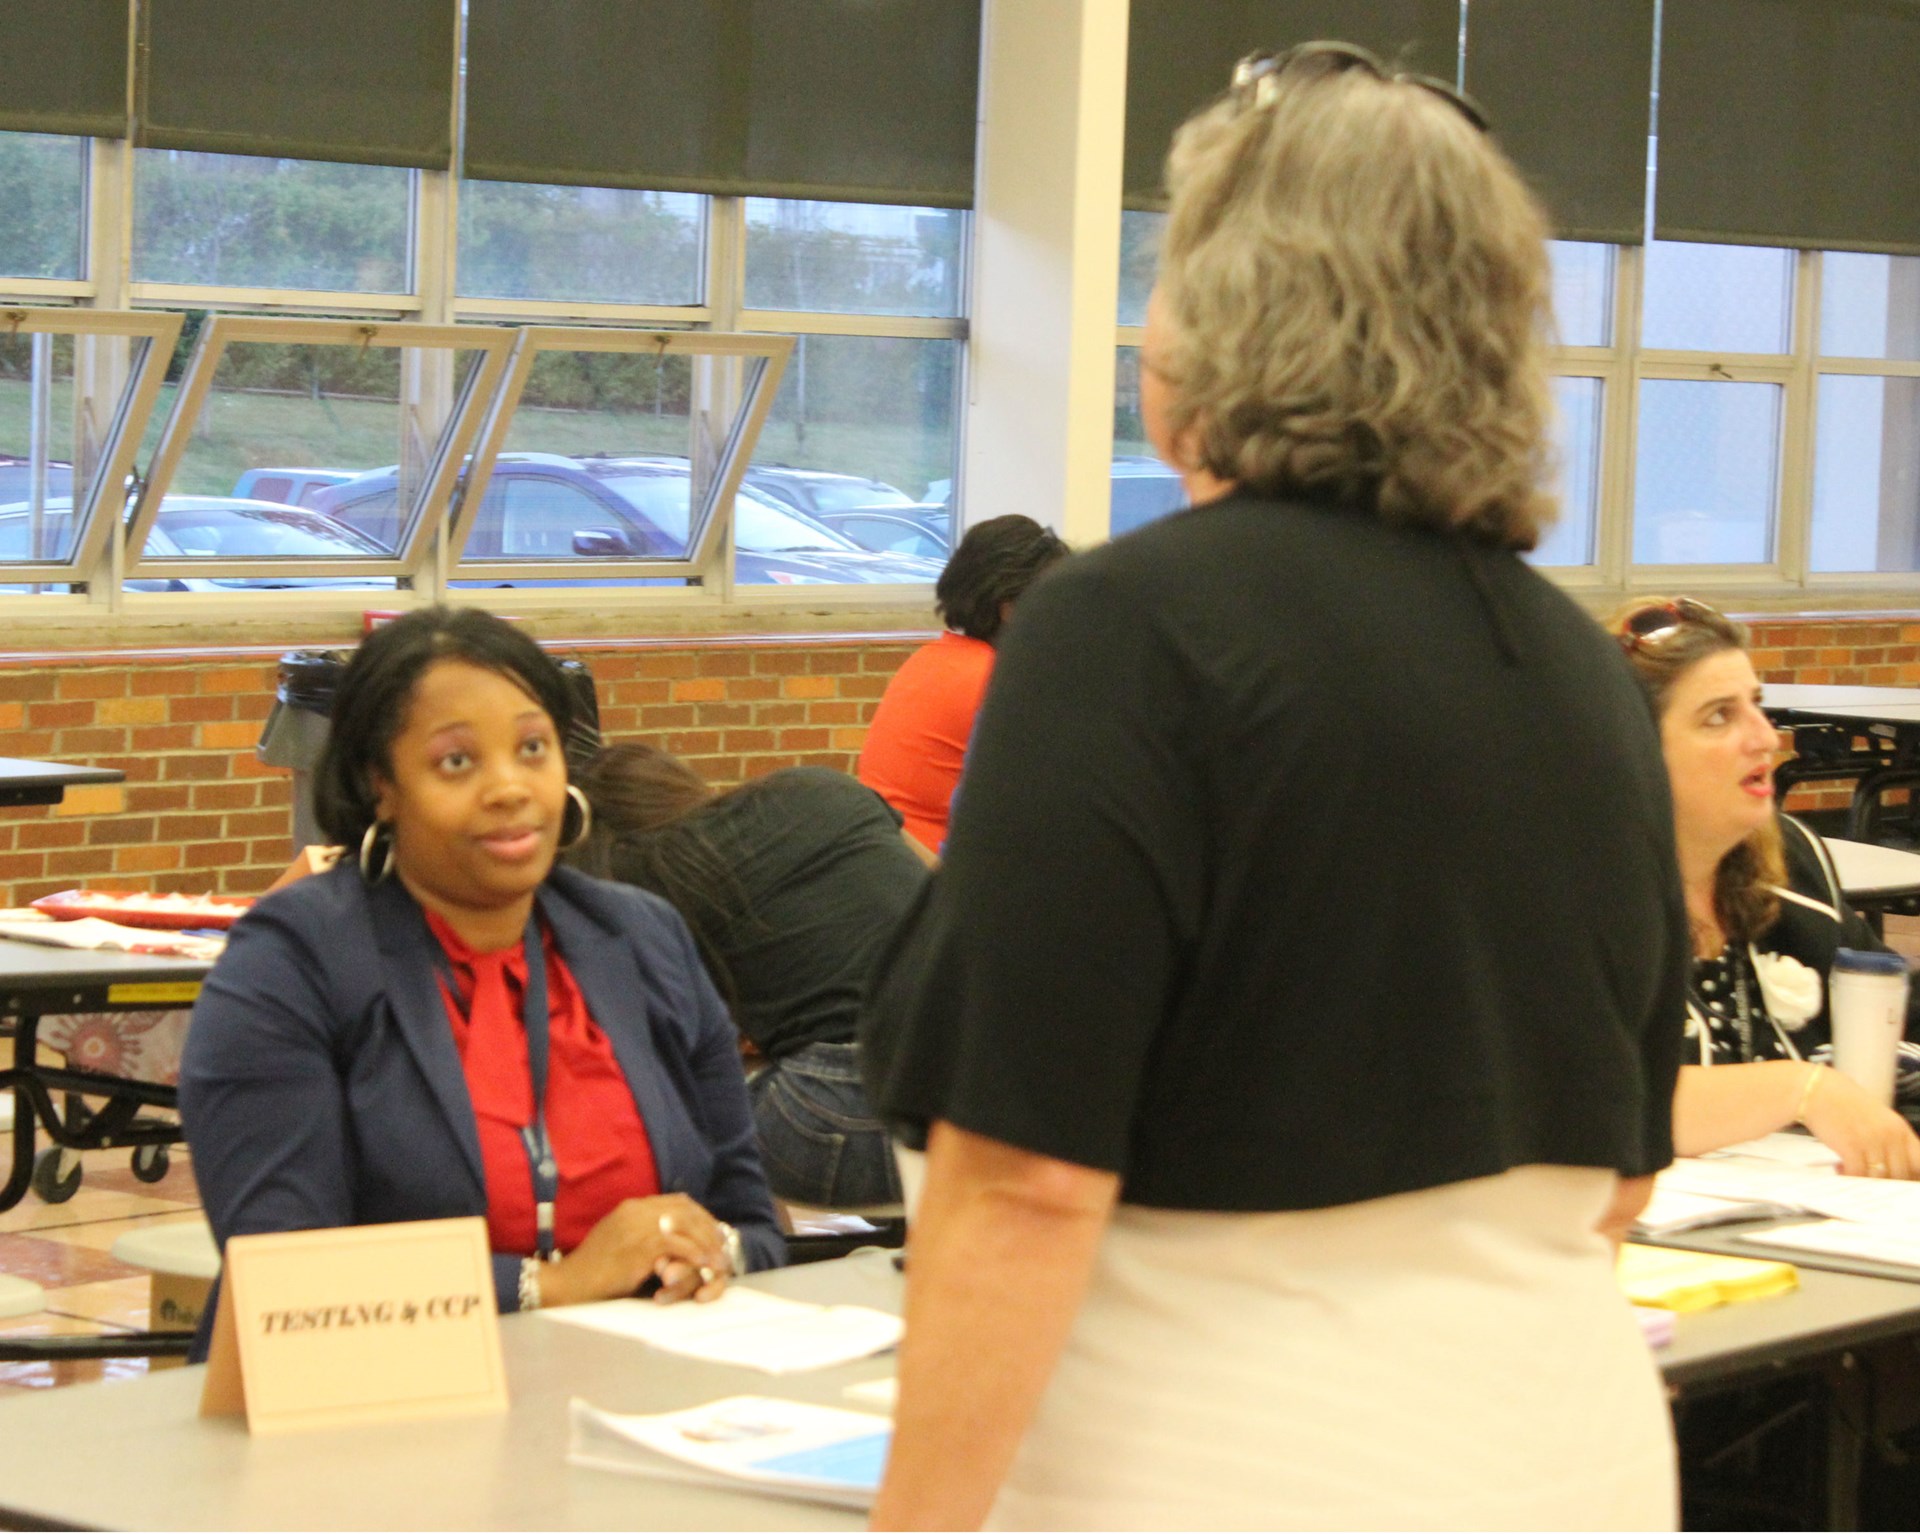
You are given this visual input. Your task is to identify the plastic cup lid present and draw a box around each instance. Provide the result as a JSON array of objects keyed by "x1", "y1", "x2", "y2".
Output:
[{"x1": 1833, "y1": 947, "x2": 1910, "y2": 977}]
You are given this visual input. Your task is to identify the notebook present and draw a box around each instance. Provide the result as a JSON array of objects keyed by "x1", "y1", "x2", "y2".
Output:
[{"x1": 569, "y1": 1395, "x2": 891, "y2": 1509}]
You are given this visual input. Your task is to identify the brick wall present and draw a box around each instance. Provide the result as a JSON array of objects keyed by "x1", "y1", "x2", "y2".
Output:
[
  {"x1": 0, "y1": 635, "x2": 925, "y2": 907},
  {"x1": 4, "y1": 613, "x2": 1919, "y2": 908}
]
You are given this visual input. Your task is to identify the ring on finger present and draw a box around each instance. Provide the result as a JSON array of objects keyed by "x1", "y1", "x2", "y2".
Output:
[
  {"x1": 659, "y1": 1213, "x2": 676, "y2": 1236},
  {"x1": 1870, "y1": 1161, "x2": 1889, "y2": 1175},
  {"x1": 699, "y1": 1265, "x2": 717, "y2": 1285}
]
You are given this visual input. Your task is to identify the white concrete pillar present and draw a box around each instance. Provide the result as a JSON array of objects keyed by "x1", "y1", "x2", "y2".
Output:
[{"x1": 962, "y1": 0, "x2": 1129, "y2": 547}]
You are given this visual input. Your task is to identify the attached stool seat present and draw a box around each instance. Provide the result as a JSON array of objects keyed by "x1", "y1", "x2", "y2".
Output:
[
  {"x1": 111, "y1": 1219, "x2": 220, "y2": 1337},
  {"x1": 0, "y1": 1274, "x2": 44, "y2": 1322}
]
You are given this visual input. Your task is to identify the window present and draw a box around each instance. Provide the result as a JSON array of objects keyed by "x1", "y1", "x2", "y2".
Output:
[
  {"x1": 735, "y1": 196, "x2": 965, "y2": 586},
  {"x1": 743, "y1": 333, "x2": 958, "y2": 583},
  {"x1": 133, "y1": 150, "x2": 412, "y2": 293},
  {"x1": 744, "y1": 199, "x2": 963, "y2": 318},
  {"x1": 1633, "y1": 379, "x2": 1782, "y2": 565},
  {"x1": 1642, "y1": 240, "x2": 1794, "y2": 355},
  {"x1": 457, "y1": 182, "x2": 705, "y2": 307},
  {"x1": 0, "y1": 131, "x2": 87, "y2": 281},
  {"x1": 1811, "y1": 253, "x2": 1920, "y2": 575}
]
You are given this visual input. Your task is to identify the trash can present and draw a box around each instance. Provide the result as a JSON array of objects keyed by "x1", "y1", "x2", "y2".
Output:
[
  {"x1": 257, "y1": 649, "x2": 350, "y2": 852},
  {"x1": 257, "y1": 649, "x2": 604, "y2": 854}
]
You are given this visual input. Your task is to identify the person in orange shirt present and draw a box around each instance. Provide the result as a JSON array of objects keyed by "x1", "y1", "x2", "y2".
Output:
[{"x1": 858, "y1": 515, "x2": 1069, "y2": 850}]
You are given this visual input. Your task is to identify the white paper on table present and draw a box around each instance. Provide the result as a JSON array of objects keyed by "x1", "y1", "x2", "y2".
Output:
[
  {"x1": 542, "y1": 1286, "x2": 902, "y2": 1373},
  {"x1": 1737, "y1": 1217, "x2": 1920, "y2": 1270},
  {"x1": 1706, "y1": 1131, "x2": 1842, "y2": 1170},
  {"x1": 0, "y1": 915, "x2": 224, "y2": 961},
  {"x1": 1659, "y1": 1157, "x2": 1920, "y2": 1224},
  {"x1": 843, "y1": 1376, "x2": 897, "y2": 1410},
  {"x1": 1633, "y1": 1187, "x2": 1791, "y2": 1236}
]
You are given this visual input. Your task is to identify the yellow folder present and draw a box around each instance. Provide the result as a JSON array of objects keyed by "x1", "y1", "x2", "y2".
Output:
[{"x1": 1618, "y1": 1243, "x2": 1799, "y2": 1313}]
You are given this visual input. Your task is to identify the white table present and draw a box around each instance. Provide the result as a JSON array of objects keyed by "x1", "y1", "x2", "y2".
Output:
[
  {"x1": 0, "y1": 1245, "x2": 1917, "y2": 1530},
  {"x1": 1765, "y1": 687, "x2": 1920, "y2": 840}
]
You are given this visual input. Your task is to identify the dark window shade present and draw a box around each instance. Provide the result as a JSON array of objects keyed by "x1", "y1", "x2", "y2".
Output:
[
  {"x1": 1657, "y1": 0, "x2": 1920, "y2": 253},
  {"x1": 0, "y1": 1, "x2": 128, "y2": 138},
  {"x1": 135, "y1": 1, "x2": 456, "y2": 169},
  {"x1": 1464, "y1": 0, "x2": 1653, "y2": 244},
  {"x1": 1124, "y1": 1, "x2": 1460, "y2": 209},
  {"x1": 466, "y1": 1, "x2": 981, "y2": 208}
]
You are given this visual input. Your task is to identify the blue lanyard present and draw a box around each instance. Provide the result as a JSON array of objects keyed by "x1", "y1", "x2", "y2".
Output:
[
  {"x1": 517, "y1": 916, "x2": 559, "y2": 1261},
  {"x1": 433, "y1": 915, "x2": 559, "y2": 1261}
]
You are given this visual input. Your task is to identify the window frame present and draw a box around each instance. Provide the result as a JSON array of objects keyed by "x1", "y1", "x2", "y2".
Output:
[{"x1": 126, "y1": 314, "x2": 516, "y2": 583}]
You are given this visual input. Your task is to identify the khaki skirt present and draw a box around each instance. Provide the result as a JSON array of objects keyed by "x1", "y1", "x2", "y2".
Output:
[{"x1": 989, "y1": 1165, "x2": 1676, "y2": 1532}]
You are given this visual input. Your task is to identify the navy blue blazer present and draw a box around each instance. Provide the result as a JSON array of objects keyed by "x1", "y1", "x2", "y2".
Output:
[{"x1": 179, "y1": 862, "x2": 784, "y2": 1348}]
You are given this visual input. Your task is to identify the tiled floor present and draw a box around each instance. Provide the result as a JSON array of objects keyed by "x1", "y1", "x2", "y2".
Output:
[{"x1": 0, "y1": 1138, "x2": 202, "y2": 1393}]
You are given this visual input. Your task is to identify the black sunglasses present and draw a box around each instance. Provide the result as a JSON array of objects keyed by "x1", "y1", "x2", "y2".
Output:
[
  {"x1": 1230, "y1": 42, "x2": 1490, "y2": 135},
  {"x1": 1616, "y1": 597, "x2": 1727, "y2": 654}
]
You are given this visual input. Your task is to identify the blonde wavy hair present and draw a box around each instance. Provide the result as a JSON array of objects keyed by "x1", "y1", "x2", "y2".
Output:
[
  {"x1": 1153, "y1": 50, "x2": 1558, "y2": 550},
  {"x1": 1608, "y1": 598, "x2": 1786, "y2": 946}
]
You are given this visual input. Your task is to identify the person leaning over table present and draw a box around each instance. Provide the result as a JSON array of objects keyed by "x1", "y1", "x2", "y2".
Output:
[
  {"x1": 856, "y1": 514, "x2": 1068, "y2": 850},
  {"x1": 1612, "y1": 597, "x2": 1920, "y2": 1179},
  {"x1": 178, "y1": 607, "x2": 782, "y2": 1359},
  {"x1": 859, "y1": 44, "x2": 1683, "y2": 1532},
  {"x1": 569, "y1": 741, "x2": 932, "y2": 1210}
]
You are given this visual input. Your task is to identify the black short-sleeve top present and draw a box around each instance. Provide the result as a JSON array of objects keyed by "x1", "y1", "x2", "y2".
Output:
[
  {"x1": 610, "y1": 767, "x2": 929, "y2": 1060},
  {"x1": 859, "y1": 492, "x2": 1689, "y2": 1212}
]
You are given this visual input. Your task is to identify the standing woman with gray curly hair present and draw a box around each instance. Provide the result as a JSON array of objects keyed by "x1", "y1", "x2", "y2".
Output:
[{"x1": 864, "y1": 44, "x2": 1682, "y2": 1529}]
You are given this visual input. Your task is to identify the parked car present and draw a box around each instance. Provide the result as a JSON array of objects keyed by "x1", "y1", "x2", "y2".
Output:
[
  {"x1": 810, "y1": 505, "x2": 951, "y2": 560},
  {"x1": 230, "y1": 468, "x2": 360, "y2": 509},
  {"x1": 743, "y1": 464, "x2": 919, "y2": 520},
  {"x1": 311, "y1": 454, "x2": 945, "y2": 585},
  {"x1": 0, "y1": 455, "x2": 75, "y2": 511},
  {"x1": 0, "y1": 496, "x2": 393, "y2": 592},
  {"x1": 924, "y1": 456, "x2": 1189, "y2": 537}
]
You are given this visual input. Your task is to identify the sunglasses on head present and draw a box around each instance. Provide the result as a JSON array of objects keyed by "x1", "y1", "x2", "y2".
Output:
[
  {"x1": 1616, "y1": 597, "x2": 1726, "y2": 653},
  {"x1": 1229, "y1": 41, "x2": 1490, "y2": 134}
]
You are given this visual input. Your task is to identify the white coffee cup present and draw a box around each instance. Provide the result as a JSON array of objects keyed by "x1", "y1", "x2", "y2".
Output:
[{"x1": 1828, "y1": 947, "x2": 1910, "y2": 1105}]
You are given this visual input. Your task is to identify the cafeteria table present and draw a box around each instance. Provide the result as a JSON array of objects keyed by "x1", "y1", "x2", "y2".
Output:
[
  {"x1": 0, "y1": 1246, "x2": 1913, "y2": 1531},
  {"x1": 0, "y1": 757, "x2": 124, "y2": 810},
  {"x1": 0, "y1": 939, "x2": 208, "y2": 1363},
  {"x1": 1823, "y1": 836, "x2": 1920, "y2": 932},
  {"x1": 1765, "y1": 686, "x2": 1920, "y2": 841}
]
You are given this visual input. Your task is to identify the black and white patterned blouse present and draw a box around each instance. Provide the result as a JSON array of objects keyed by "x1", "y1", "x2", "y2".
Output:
[{"x1": 1690, "y1": 945, "x2": 1791, "y2": 1065}]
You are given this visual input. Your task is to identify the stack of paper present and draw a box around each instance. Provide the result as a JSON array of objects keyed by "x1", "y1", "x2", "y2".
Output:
[
  {"x1": 542, "y1": 1286, "x2": 902, "y2": 1373},
  {"x1": 570, "y1": 1395, "x2": 890, "y2": 1509},
  {"x1": 1618, "y1": 1243, "x2": 1798, "y2": 1313},
  {"x1": 1739, "y1": 1219, "x2": 1920, "y2": 1270}
]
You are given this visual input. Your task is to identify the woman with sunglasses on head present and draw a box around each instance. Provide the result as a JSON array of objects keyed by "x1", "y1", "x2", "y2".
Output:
[
  {"x1": 864, "y1": 44, "x2": 1680, "y2": 1531},
  {"x1": 179, "y1": 608, "x2": 781, "y2": 1359},
  {"x1": 1613, "y1": 597, "x2": 1920, "y2": 1178}
]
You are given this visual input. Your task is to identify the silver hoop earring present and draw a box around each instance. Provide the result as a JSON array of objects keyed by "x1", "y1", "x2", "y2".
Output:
[
  {"x1": 558, "y1": 784, "x2": 593, "y2": 852},
  {"x1": 358, "y1": 821, "x2": 396, "y2": 884}
]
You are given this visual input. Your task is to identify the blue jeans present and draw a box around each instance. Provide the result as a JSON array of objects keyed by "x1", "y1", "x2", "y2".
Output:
[{"x1": 748, "y1": 1041, "x2": 902, "y2": 1208}]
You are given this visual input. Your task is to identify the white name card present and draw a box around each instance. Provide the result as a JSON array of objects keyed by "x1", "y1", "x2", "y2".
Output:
[{"x1": 200, "y1": 1216, "x2": 509, "y2": 1435}]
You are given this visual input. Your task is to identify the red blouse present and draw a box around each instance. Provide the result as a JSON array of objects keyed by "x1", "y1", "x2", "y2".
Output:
[{"x1": 425, "y1": 910, "x2": 660, "y2": 1256}]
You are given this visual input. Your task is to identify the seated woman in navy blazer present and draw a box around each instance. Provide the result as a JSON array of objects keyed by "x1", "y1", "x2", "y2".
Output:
[{"x1": 180, "y1": 607, "x2": 782, "y2": 1353}]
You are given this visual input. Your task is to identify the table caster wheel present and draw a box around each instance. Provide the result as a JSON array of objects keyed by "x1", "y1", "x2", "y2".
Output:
[
  {"x1": 31, "y1": 1148, "x2": 81, "y2": 1204},
  {"x1": 131, "y1": 1144, "x2": 171, "y2": 1183}
]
